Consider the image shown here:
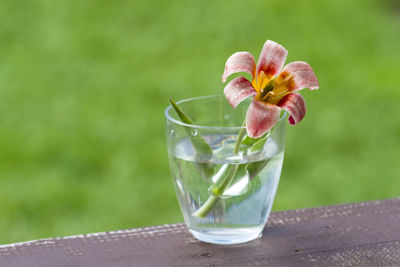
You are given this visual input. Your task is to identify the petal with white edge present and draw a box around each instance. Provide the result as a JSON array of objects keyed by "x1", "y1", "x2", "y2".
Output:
[
  {"x1": 222, "y1": 52, "x2": 256, "y2": 83},
  {"x1": 278, "y1": 93, "x2": 306, "y2": 125},
  {"x1": 246, "y1": 99, "x2": 281, "y2": 138},
  {"x1": 281, "y1": 61, "x2": 319, "y2": 92},
  {"x1": 223, "y1": 76, "x2": 256, "y2": 108},
  {"x1": 256, "y1": 40, "x2": 288, "y2": 78}
]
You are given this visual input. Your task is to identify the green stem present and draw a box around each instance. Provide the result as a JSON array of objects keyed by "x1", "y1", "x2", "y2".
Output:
[
  {"x1": 234, "y1": 122, "x2": 247, "y2": 154},
  {"x1": 192, "y1": 121, "x2": 247, "y2": 218}
]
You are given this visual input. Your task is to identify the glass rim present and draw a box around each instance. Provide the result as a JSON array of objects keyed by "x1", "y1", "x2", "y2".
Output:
[{"x1": 165, "y1": 95, "x2": 286, "y2": 130}]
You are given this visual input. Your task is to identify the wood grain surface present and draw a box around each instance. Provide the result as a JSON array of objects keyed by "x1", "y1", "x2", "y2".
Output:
[{"x1": 1, "y1": 198, "x2": 399, "y2": 267}]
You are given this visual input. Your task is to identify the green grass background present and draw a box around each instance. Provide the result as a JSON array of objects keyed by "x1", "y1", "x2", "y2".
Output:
[{"x1": 0, "y1": 0, "x2": 399, "y2": 244}]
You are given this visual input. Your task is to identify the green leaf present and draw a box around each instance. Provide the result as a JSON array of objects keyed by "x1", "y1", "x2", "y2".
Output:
[
  {"x1": 194, "y1": 160, "x2": 215, "y2": 181},
  {"x1": 241, "y1": 135, "x2": 258, "y2": 146},
  {"x1": 241, "y1": 132, "x2": 270, "y2": 151},
  {"x1": 250, "y1": 134, "x2": 269, "y2": 152},
  {"x1": 169, "y1": 98, "x2": 213, "y2": 155},
  {"x1": 169, "y1": 97, "x2": 195, "y2": 125},
  {"x1": 246, "y1": 132, "x2": 271, "y2": 179},
  {"x1": 246, "y1": 159, "x2": 270, "y2": 179}
]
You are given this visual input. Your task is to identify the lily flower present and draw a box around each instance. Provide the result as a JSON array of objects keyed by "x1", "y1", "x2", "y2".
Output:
[{"x1": 222, "y1": 40, "x2": 319, "y2": 138}]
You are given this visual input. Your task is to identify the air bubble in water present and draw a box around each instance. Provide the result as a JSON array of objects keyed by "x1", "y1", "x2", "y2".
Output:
[{"x1": 191, "y1": 129, "x2": 198, "y2": 136}]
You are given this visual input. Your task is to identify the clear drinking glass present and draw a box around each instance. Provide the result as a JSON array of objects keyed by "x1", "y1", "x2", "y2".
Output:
[{"x1": 165, "y1": 95, "x2": 286, "y2": 245}]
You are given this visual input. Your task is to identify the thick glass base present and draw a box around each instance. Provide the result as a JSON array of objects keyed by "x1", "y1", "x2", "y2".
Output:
[{"x1": 188, "y1": 226, "x2": 263, "y2": 245}]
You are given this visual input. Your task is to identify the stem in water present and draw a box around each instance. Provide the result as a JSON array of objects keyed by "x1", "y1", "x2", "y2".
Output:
[{"x1": 192, "y1": 121, "x2": 246, "y2": 218}]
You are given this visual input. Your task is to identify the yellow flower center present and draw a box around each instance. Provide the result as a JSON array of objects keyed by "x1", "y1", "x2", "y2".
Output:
[{"x1": 252, "y1": 71, "x2": 294, "y2": 105}]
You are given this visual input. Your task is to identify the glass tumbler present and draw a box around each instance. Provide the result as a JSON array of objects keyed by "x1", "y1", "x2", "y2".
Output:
[{"x1": 165, "y1": 95, "x2": 286, "y2": 245}]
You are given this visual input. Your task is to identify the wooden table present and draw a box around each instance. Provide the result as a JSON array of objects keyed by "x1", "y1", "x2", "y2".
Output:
[{"x1": 1, "y1": 198, "x2": 399, "y2": 266}]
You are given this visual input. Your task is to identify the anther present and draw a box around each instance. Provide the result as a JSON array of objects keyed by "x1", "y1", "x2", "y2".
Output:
[
  {"x1": 260, "y1": 78, "x2": 276, "y2": 99},
  {"x1": 262, "y1": 91, "x2": 275, "y2": 101}
]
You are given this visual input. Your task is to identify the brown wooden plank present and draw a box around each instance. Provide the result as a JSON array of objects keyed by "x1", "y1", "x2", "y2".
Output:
[{"x1": 1, "y1": 198, "x2": 400, "y2": 266}]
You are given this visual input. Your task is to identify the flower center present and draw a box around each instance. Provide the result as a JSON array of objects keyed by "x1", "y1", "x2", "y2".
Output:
[{"x1": 252, "y1": 71, "x2": 293, "y2": 105}]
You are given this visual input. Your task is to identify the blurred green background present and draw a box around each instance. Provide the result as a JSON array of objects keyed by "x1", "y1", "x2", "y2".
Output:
[{"x1": 1, "y1": 0, "x2": 399, "y2": 244}]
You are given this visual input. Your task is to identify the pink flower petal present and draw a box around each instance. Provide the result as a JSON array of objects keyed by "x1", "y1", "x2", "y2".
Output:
[
  {"x1": 278, "y1": 93, "x2": 306, "y2": 125},
  {"x1": 256, "y1": 40, "x2": 288, "y2": 78},
  {"x1": 223, "y1": 76, "x2": 256, "y2": 108},
  {"x1": 246, "y1": 99, "x2": 281, "y2": 138},
  {"x1": 281, "y1": 61, "x2": 319, "y2": 92},
  {"x1": 222, "y1": 52, "x2": 256, "y2": 83}
]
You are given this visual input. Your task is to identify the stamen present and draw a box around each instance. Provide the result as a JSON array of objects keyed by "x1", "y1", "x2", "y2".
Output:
[
  {"x1": 251, "y1": 78, "x2": 258, "y2": 90},
  {"x1": 262, "y1": 91, "x2": 275, "y2": 101},
  {"x1": 260, "y1": 78, "x2": 276, "y2": 99},
  {"x1": 279, "y1": 73, "x2": 294, "y2": 83},
  {"x1": 267, "y1": 90, "x2": 291, "y2": 104}
]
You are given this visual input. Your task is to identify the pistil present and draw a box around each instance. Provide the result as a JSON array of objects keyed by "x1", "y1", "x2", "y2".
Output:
[{"x1": 259, "y1": 78, "x2": 276, "y2": 100}]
